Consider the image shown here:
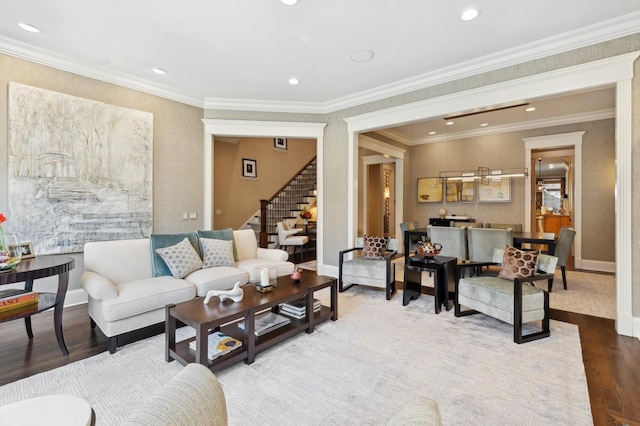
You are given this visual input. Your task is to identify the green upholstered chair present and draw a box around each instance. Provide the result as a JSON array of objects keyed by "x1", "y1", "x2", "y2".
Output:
[
  {"x1": 485, "y1": 223, "x2": 522, "y2": 232},
  {"x1": 455, "y1": 248, "x2": 558, "y2": 344},
  {"x1": 399, "y1": 221, "x2": 420, "y2": 253},
  {"x1": 339, "y1": 237, "x2": 398, "y2": 300},
  {"x1": 552, "y1": 226, "x2": 576, "y2": 291}
]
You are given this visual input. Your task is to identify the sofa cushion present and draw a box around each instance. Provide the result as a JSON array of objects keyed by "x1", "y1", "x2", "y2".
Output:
[
  {"x1": 150, "y1": 233, "x2": 199, "y2": 277},
  {"x1": 201, "y1": 238, "x2": 235, "y2": 268},
  {"x1": 102, "y1": 276, "x2": 196, "y2": 322},
  {"x1": 155, "y1": 238, "x2": 203, "y2": 279},
  {"x1": 186, "y1": 267, "x2": 249, "y2": 297},
  {"x1": 235, "y1": 258, "x2": 295, "y2": 282},
  {"x1": 197, "y1": 228, "x2": 237, "y2": 261}
]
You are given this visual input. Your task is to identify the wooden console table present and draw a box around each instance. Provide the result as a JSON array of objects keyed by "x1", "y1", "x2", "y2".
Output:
[{"x1": 0, "y1": 255, "x2": 75, "y2": 356}]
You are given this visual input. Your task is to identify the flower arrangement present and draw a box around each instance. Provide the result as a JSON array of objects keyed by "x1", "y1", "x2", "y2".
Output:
[
  {"x1": 299, "y1": 207, "x2": 313, "y2": 221},
  {"x1": 0, "y1": 213, "x2": 6, "y2": 251}
]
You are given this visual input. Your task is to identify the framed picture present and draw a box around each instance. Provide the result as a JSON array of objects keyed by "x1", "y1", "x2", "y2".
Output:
[
  {"x1": 242, "y1": 158, "x2": 257, "y2": 178},
  {"x1": 417, "y1": 177, "x2": 442, "y2": 203},
  {"x1": 479, "y1": 176, "x2": 511, "y2": 202},
  {"x1": 8, "y1": 241, "x2": 35, "y2": 259},
  {"x1": 446, "y1": 180, "x2": 475, "y2": 202},
  {"x1": 274, "y1": 137, "x2": 287, "y2": 150}
]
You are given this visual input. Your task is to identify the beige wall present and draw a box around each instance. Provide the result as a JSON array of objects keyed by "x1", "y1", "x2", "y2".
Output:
[
  {"x1": 0, "y1": 54, "x2": 204, "y2": 291},
  {"x1": 213, "y1": 137, "x2": 316, "y2": 229},
  {"x1": 404, "y1": 119, "x2": 615, "y2": 262},
  {"x1": 0, "y1": 32, "x2": 638, "y2": 316}
]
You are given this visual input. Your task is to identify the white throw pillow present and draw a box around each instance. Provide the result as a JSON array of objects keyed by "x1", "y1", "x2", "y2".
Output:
[
  {"x1": 155, "y1": 238, "x2": 203, "y2": 278},
  {"x1": 201, "y1": 238, "x2": 235, "y2": 268}
]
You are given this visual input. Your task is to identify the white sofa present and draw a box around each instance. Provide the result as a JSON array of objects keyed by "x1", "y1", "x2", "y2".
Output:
[{"x1": 81, "y1": 229, "x2": 294, "y2": 353}]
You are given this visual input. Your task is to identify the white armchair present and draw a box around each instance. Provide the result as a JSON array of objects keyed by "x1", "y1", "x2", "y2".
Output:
[
  {"x1": 233, "y1": 229, "x2": 295, "y2": 281},
  {"x1": 276, "y1": 221, "x2": 308, "y2": 262}
]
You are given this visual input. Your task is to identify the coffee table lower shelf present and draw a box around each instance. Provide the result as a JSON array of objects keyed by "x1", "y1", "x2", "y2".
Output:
[{"x1": 165, "y1": 275, "x2": 337, "y2": 372}]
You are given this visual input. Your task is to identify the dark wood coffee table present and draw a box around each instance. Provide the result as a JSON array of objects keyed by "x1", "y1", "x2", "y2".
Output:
[{"x1": 165, "y1": 273, "x2": 337, "y2": 372}]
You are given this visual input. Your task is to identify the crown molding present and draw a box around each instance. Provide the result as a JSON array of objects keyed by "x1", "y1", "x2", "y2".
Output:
[
  {"x1": 376, "y1": 108, "x2": 615, "y2": 145},
  {"x1": 1, "y1": 11, "x2": 638, "y2": 113},
  {"x1": 0, "y1": 35, "x2": 205, "y2": 108},
  {"x1": 204, "y1": 12, "x2": 640, "y2": 113}
]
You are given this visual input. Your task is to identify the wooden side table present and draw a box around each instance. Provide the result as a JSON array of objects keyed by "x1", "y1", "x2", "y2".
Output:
[
  {"x1": 0, "y1": 255, "x2": 75, "y2": 356},
  {"x1": 403, "y1": 255, "x2": 456, "y2": 313}
]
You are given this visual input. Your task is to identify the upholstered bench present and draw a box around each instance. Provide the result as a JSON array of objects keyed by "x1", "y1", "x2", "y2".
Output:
[{"x1": 455, "y1": 248, "x2": 557, "y2": 343}]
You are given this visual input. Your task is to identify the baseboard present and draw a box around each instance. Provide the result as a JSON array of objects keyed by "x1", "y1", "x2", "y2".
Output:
[
  {"x1": 632, "y1": 316, "x2": 640, "y2": 340},
  {"x1": 64, "y1": 288, "x2": 88, "y2": 307},
  {"x1": 576, "y1": 258, "x2": 615, "y2": 273}
]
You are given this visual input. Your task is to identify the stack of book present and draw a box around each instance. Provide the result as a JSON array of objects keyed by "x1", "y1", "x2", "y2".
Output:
[
  {"x1": 188, "y1": 331, "x2": 242, "y2": 361},
  {"x1": 280, "y1": 298, "x2": 321, "y2": 320},
  {"x1": 0, "y1": 290, "x2": 39, "y2": 318},
  {"x1": 238, "y1": 311, "x2": 290, "y2": 336}
]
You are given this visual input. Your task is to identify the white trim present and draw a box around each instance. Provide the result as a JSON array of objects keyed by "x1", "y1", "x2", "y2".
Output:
[
  {"x1": 523, "y1": 131, "x2": 584, "y2": 270},
  {"x1": 201, "y1": 120, "x2": 327, "y2": 272},
  {"x1": 580, "y1": 260, "x2": 616, "y2": 274},
  {"x1": 381, "y1": 108, "x2": 615, "y2": 145},
  {"x1": 204, "y1": 12, "x2": 640, "y2": 113},
  {"x1": 345, "y1": 52, "x2": 639, "y2": 337},
  {"x1": 64, "y1": 288, "x2": 89, "y2": 307},
  {"x1": 3, "y1": 12, "x2": 639, "y2": 113}
]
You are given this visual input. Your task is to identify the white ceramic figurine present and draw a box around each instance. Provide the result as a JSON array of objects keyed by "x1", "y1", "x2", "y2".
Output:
[{"x1": 204, "y1": 281, "x2": 244, "y2": 304}]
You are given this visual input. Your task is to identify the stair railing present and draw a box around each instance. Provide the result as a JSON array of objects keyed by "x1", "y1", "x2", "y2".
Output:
[{"x1": 259, "y1": 156, "x2": 317, "y2": 247}]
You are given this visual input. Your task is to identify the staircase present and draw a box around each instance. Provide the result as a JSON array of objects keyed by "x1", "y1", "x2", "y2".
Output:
[{"x1": 242, "y1": 157, "x2": 317, "y2": 248}]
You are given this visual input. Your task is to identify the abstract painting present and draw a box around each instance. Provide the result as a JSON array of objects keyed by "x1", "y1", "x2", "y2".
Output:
[{"x1": 8, "y1": 82, "x2": 153, "y2": 254}]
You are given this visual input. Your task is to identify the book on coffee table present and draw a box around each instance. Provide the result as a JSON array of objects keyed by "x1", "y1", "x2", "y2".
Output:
[
  {"x1": 280, "y1": 298, "x2": 321, "y2": 319},
  {"x1": 238, "y1": 311, "x2": 290, "y2": 336},
  {"x1": 188, "y1": 332, "x2": 242, "y2": 361}
]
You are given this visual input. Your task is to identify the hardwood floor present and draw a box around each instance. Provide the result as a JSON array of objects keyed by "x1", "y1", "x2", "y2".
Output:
[{"x1": 1, "y1": 299, "x2": 638, "y2": 425}]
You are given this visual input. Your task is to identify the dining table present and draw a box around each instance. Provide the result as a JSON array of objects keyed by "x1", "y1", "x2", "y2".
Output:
[{"x1": 512, "y1": 232, "x2": 556, "y2": 254}]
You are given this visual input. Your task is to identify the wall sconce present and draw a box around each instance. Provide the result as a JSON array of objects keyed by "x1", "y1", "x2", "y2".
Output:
[{"x1": 383, "y1": 186, "x2": 390, "y2": 199}]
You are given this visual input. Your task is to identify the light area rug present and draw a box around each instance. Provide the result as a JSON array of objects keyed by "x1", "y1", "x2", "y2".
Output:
[
  {"x1": 0, "y1": 287, "x2": 592, "y2": 425},
  {"x1": 393, "y1": 258, "x2": 615, "y2": 319},
  {"x1": 296, "y1": 259, "x2": 317, "y2": 271}
]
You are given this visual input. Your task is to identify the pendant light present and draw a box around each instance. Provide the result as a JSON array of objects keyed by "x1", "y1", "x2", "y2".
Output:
[{"x1": 536, "y1": 158, "x2": 544, "y2": 192}]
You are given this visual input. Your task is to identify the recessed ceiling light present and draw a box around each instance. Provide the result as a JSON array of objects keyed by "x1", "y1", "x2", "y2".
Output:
[
  {"x1": 288, "y1": 78, "x2": 300, "y2": 85},
  {"x1": 549, "y1": 164, "x2": 554, "y2": 169},
  {"x1": 281, "y1": 0, "x2": 298, "y2": 5},
  {"x1": 480, "y1": 123, "x2": 488, "y2": 127},
  {"x1": 526, "y1": 107, "x2": 536, "y2": 112},
  {"x1": 446, "y1": 121, "x2": 454, "y2": 126},
  {"x1": 351, "y1": 50, "x2": 375, "y2": 63},
  {"x1": 429, "y1": 131, "x2": 436, "y2": 135},
  {"x1": 152, "y1": 68, "x2": 166, "y2": 75},
  {"x1": 18, "y1": 22, "x2": 40, "y2": 33},
  {"x1": 460, "y1": 9, "x2": 479, "y2": 21}
]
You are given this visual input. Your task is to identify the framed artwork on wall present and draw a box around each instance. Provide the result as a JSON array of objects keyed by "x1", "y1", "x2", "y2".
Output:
[
  {"x1": 446, "y1": 180, "x2": 475, "y2": 202},
  {"x1": 242, "y1": 158, "x2": 257, "y2": 178},
  {"x1": 417, "y1": 177, "x2": 442, "y2": 202},
  {"x1": 274, "y1": 137, "x2": 287, "y2": 150},
  {"x1": 479, "y1": 177, "x2": 511, "y2": 202}
]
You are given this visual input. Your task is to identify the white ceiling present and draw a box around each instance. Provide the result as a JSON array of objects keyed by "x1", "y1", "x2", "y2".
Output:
[{"x1": 1, "y1": 0, "x2": 639, "y2": 116}]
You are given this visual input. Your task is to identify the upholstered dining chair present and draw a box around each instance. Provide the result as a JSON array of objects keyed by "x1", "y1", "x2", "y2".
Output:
[
  {"x1": 276, "y1": 221, "x2": 308, "y2": 262},
  {"x1": 485, "y1": 223, "x2": 523, "y2": 232},
  {"x1": 339, "y1": 236, "x2": 398, "y2": 300},
  {"x1": 399, "y1": 221, "x2": 420, "y2": 253},
  {"x1": 551, "y1": 226, "x2": 576, "y2": 292},
  {"x1": 466, "y1": 227, "x2": 513, "y2": 276}
]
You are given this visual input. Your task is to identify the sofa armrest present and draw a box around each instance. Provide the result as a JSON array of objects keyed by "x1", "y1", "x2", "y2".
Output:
[
  {"x1": 81, "y1": 271, "x2": 118, "y2": 301},
  {"x1": 256, "y1": 247, "x2": 289, "y2": 261}
]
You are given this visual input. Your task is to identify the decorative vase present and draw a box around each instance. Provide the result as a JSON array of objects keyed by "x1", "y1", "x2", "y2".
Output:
[
  {"x1": 0, "y1": 232, "x2": 22, "y2": 271},
  {"x1": 303, "y1": 219, "x2": 308, "y2": 225}
]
